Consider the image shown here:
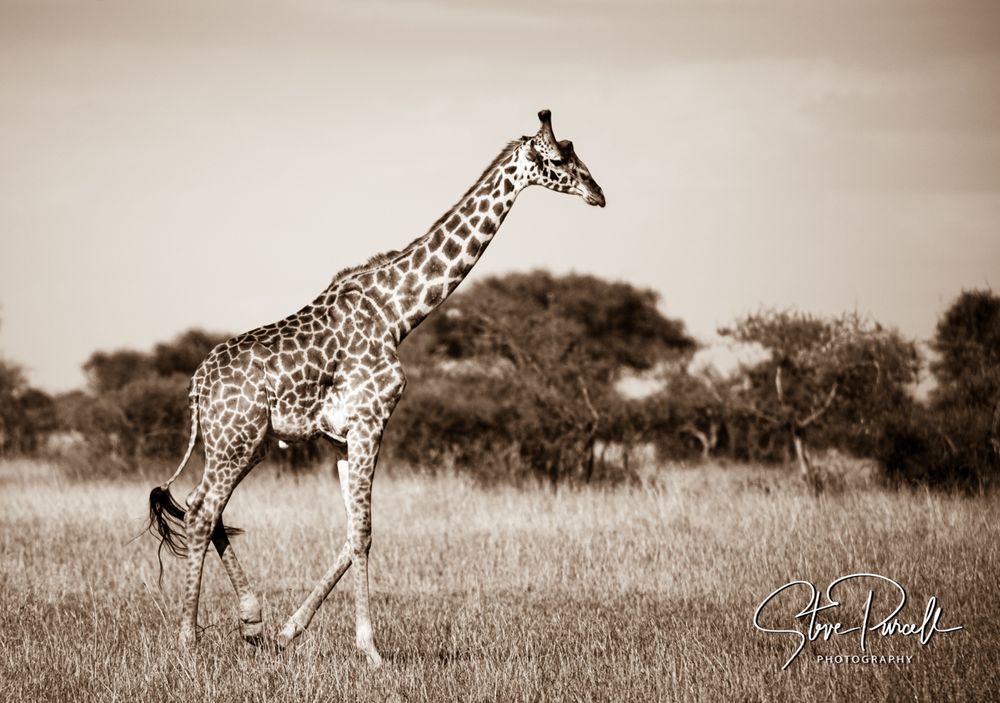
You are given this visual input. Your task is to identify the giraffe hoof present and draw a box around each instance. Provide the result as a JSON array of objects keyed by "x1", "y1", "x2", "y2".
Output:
[
  {"x1": 275, "y1": 621, "x2": 302, "y2": 650},
  {"x1": 243, "y1": 633, "x2": 280, "y2": 653},
  {"x1": 362, "y1": 647, "x2": 383, "y2": 669},
  {"x1": 240, "y1": 618, "x2": 266, "y2": 642},
  {"x1": 241, "y1": 630, "x2": 272, "y2": 650}
]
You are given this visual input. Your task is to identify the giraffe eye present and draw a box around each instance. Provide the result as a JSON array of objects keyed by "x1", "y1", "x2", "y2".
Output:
[{"x1": 550, "y1": 158, "x2": 564, "y2": 166}]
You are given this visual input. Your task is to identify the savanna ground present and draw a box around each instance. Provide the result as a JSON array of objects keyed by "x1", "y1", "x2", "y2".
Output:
[{"x1": 0, "y1": 458, "x2": 996, "y2": 702}]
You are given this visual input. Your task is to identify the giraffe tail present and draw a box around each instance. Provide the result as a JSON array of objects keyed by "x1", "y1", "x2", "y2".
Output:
[
  {"x1": 146, "y1": 392, "x2": 244, "y2": 585},
  {"x1": 146, "y1": 392, "x2": 200, "y2": 569},
  {"x1": 162, "y1": 391, "x2": 201, "y2": 490}
]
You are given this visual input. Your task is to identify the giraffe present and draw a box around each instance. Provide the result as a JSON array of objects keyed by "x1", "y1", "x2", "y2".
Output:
[{"x1": 147, "y1": 109, "x2": 605, "y2": 665}]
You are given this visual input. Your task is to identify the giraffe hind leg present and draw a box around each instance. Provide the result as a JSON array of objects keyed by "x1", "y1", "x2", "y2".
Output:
[
  {"x1": 179, "y1": 442, "x2": 267, "y2": 648},
  {"x1": 211, "y1": 432, "x2": 270, "y2": 645},
  {"x1": 211, "y1": 520, "x2": 266, "y2": 644},
  {"x1": 178, "y1": 478, "x2": 217, "y2": 648}
]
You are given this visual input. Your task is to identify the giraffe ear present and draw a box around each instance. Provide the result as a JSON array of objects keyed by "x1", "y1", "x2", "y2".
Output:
[{"x1": 558, "y1": 140, "x2": 574, "y2": 156}]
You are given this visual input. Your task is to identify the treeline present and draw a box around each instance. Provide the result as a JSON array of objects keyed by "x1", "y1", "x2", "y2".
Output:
[{"x1": 1, "y1": 273, "x2": 997, "y2": 491}]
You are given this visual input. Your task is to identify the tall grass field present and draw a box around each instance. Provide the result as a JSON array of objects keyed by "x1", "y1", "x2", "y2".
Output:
[{"x1": 1, "y1": 459, "x2": 996, "y2": 702}]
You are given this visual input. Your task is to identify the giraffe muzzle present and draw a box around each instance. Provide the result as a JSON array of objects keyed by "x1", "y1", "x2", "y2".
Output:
[{"x1": 583, "y1": 183, "x2": 606, "y2": 208}]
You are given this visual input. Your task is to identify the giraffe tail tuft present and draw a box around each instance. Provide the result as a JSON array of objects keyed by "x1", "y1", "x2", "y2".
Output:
[
  {"x1": 146, "y1": 485, "x2": 245, "y2": 586},
  {"x1": 146, "y1": 484, "x2": 188, "y2": 586},
  {"x1": 148, "y1": 484, "x2": 189, "y2": 554}
]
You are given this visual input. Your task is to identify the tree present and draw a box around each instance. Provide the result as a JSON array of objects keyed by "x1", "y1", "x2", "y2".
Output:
[
  {"x1": 83, "y1": 329, "x2": 231, "y2": 395},
  {"x1": 930, "y1": 289, "x2": 1000, "y2": 461},
  {"x1": 111, "y1": 374, "x2": 191, "y2": 461},
  {"x1": 930, "y1": 290, "x2": 1000, "y2": 389},
  {"x1": 654, "y1": 367, "x2": 734, "y2": 460},
  {"x1": 152, "y1": 329, "x2": 230, "y2": 378},
  {"x1": 0, "y1": 358, "x2": 57, "y2": 455},
  {"x1": 83, "y1": 350, "x2": 154, "y2": 395},
  {"x1": 880, "y1": 289, "x2": 1000, "y2": 490},
  {"x1": 391, "y1": 271, "x2": 694, "y2": 483},
  {"x1": 0, "y1": 359, "x2": 28, "y2": 454},
  {"x1": 68, "y1": 329, "x2": 232, "y2": 473},
  {"x1": 721, "y1": 310, "x2": 919, "y2": 492},
  {"x1": 419, "y1": 271, "x2": 694, "y2": 382},
  {"x1": 1, "y1": 307, "x2": 56, "y2": 454}
]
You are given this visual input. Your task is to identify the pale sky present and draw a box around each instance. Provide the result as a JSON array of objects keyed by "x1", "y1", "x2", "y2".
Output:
[{"x1": 1, "y1": 0, "x2": 998, "y2": 391}]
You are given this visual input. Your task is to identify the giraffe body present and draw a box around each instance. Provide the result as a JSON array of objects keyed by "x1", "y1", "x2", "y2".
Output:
[{"x1": 147, "y1": 110, "x2": 605, "y2": 663}]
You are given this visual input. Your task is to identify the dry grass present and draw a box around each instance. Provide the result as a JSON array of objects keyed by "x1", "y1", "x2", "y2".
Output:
[{"x1": 0, "y1": 459, "x2": 997, "y2": 702}]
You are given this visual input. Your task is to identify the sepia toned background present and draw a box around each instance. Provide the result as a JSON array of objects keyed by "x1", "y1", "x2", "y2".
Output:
[
  {"x1": 1, "y1": 0, "x2": 998, "y2": 391},
  {"x1": 1, "y1": 2, "x2": 998, "y2": 701}
]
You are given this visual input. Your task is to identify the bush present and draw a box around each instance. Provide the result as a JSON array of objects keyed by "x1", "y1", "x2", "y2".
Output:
[
  {"x1": 112, "y1": 374, "x2": 191, "y2": 460},
  {"x1": 0, "y1": 359, "x2": 57, "y2": 456},
  {"x1": 877, "y1": 404, "x2": 998, "y2": 492},
  {"x1": 876, "y1": 290, "x2": 1000, "y2": 491},
  {"x1": 51, "y1": 329, "x2": 232, "y2": 478}
]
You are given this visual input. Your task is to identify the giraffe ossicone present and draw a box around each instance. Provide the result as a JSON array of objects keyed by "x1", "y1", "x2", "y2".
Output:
[{"x1": 146, "y1": 109, "x2": 605, "y2": 664}]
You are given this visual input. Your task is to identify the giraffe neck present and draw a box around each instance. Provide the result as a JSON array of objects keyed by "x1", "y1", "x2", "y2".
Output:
[{"x1": 378, "y1": 142, "x2": 528, "y2": 341}]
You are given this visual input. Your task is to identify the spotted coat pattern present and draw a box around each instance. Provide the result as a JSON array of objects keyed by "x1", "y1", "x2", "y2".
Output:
[{"x1": 156, "y1": 110, "x2": 605, "y2": 664}]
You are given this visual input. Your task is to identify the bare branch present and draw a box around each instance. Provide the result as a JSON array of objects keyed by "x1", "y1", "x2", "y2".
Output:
[
  {"x1": 577, "y1": 377, "x2": 600, "y2": 426},
  {"x1": 936, "y1": 428, "x2": 957, "y2": 456},
  {"x1": 797, "y1": 383, "x2": 838, "y2": 428},
  {"x1": 744, "y1": 402, "x2": 780, "y2": 426},
  {"x1": 680, "y1": 423, "x2": 711, "y2": 455}
]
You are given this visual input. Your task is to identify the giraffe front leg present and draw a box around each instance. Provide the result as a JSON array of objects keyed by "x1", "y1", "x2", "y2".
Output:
[
  {"x1": 277, "y1": 356, "x2": 402, "y2": 661},
  {"x1": 276, "y1": 458, "x2": 355, "y2": 648},
  {"x1": 344, "y1": 431, "x2": 383, "y2": 668},
  {"x1": 344, "y1": 357, "x2": 404, "y2": 667}
]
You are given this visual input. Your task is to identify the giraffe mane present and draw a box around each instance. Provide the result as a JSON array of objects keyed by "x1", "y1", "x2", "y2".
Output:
[
  {"x1": 328, "y1": 251, "x2": 402, "y2": 285},
  {"x1": 328, "y1": 140, "x2": 522, "y2": 287}
]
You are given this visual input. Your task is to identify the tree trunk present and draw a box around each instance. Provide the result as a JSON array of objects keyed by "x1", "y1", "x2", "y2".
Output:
[
  {"x1": 584, "y1": 438, "x2": 595, "y2": 483},
  {"x1": 683, "y1": 425, "x2": 710, "y2": 459},
  {"x1": 991, "y1": 398, "x2": 1000, "y2": 462},
  {"x1": 792, "y1": 430, "x2": 821, "y2": 496},
  {"x1": 682, "y1": 422, "x2": 718, "y2": 460},
  {"x1": 549, "y1": 446, "x2": 562, "y2": 493}
]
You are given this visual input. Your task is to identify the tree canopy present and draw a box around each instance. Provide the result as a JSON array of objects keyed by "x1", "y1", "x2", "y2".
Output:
[
  {"x1": 4, "y1": 280, "x2": 996, "y2": 491},
  {"x1": 720, "y1": 309, "x2": 919, "y2": 491},
  {"x1": 391, "y1": 271, "x2": 694, "y2": 482},
  {"x1": 413, "y1": 270, "x2": 695, "y2": 380},
  {"x1": 930, "y1": 289, "x2": 1000, "y2": 413}
]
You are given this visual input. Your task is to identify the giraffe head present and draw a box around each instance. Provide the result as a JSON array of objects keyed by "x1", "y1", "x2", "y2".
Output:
[{"x1": 520, "y1": 109, "x2": 605, "y2": 207}]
